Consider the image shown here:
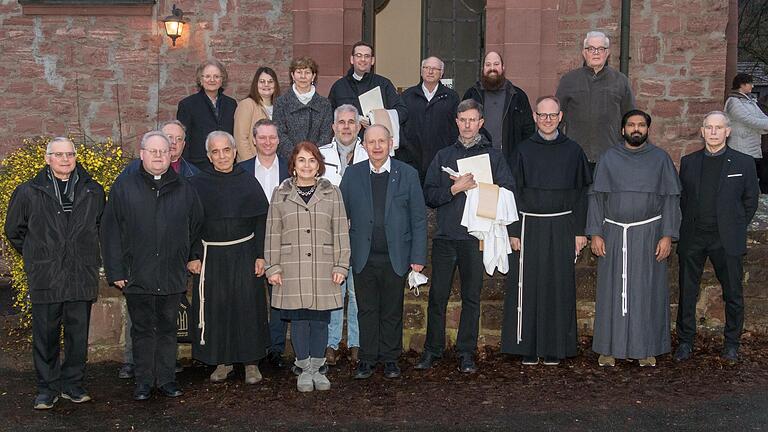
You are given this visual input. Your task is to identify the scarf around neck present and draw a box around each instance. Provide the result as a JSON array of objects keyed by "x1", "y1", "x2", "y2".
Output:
[{"x1": 293, "y1": 84, "x2": 316, "y2": 105}]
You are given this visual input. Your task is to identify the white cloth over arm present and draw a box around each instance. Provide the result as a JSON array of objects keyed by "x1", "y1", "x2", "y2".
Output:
[{"x1": 461, "y1": 186, "x2": 518, "y2": 274}]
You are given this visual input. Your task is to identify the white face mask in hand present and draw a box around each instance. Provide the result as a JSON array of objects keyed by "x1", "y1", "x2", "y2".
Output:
[{"x1": 407, "y1": 270, "x2": 429, "y2": 296}]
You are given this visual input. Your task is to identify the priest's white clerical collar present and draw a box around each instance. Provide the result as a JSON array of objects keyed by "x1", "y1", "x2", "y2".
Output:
[
  {"x1": 353, "y1": 72, "x2": 365, "y2": 81},
  {"x1": 154, "y1": 175, "x2": 162, "y2": 180},
  {"x1": 369, "y1": 157, "x2": 391, "y2": 174}
]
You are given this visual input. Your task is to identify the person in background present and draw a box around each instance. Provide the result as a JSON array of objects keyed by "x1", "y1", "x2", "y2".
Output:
[
  {"x1": 234, "y1": 66, "x2": 281, "y2": 162},
  {"x1": 177, "y1": 59, "x2": 237, "y2": 170},
  {"x1": 273, "y1": 57, "x2": 333, "y2": 159},
  {"x1": 724, "y1": 73, "x2": 768, "y2": 193}
]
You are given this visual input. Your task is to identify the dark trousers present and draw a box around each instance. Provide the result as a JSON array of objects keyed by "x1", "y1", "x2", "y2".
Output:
[
  {"x1": 125, "y1": 293, "x2": 181, "y2": 387},
  {"x1": 755, "y1": 158, "x2": 768, "y2": 194},
  {"x1": 677, "y1": 229, "x2": 745, "y2": 348},
  {"x1": 266, "y1": 283, "x2": 288, "y2": 354},
  {"x1": 354, "y1": 258, "x2": 406, "y2": 363},
  {"x1": 290, "y1": 320, "x2": 327, "y2": 359},
  {"x1": 31, "y1": 301, "x2": 92, "y2": 395},
  {"x1": 424, "y1": 238, "x2": 484, "y2": 356}
]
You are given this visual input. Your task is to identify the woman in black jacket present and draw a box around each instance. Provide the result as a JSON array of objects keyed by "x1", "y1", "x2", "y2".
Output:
[{"x1": 177, "y1": 59, "x2": 237, "y2": 170}]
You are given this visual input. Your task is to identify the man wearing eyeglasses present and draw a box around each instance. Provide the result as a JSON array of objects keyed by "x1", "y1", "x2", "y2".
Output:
[
  {"x1": 5, "y1": 137, "x2": 105, "y2": 410},
  {"x1": 402, "y1": 56, "x2": 460, "y2": 181},
  {"x1": 328, "y1": 41, "x2": 408, "y2": 133},
  {"x1": 417, "y1": 99, "x2": 515, "y2": 374},
  {"x1": 500, "y1": 96, "x2": 591, "y2": 366},
  {"x1": 101, "y1": 131, "x2": 203, "y2": 401},
  {"x1": 556, "y1": 31, "x2": 635, "y2": 167},
  {"x1": 115, "y1": 120, "x2": 200, "y2": 381},
  {"x1": 463, "y1": 51, "x2": 535, "y2": 166}
]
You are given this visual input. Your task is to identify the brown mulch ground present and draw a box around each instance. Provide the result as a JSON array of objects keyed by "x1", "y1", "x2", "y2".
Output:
[{"x1": 1, "y1": 323, "x2": 768, "y2": 432}]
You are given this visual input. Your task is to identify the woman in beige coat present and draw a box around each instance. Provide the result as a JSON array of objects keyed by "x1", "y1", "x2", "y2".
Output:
[
  {"x1": 233, "y1": 66, "x2": 280, "y2": 162},
  {"x1": 265, "y1": 141, "x2": 350, "y2": 392}
]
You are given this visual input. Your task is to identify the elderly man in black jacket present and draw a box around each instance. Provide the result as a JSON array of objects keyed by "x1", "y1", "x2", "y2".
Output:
[
  {"x1": 402, "y1": 56, "x2": 459, "y2": 181},
  {"x1": 676, "y1": 111, "x2": 760, "y2": 363},
  {"x1": 101, "y1": 131, "x2": 203, "y2": 401},
  {"x1": 463, "y1": 51, "x2": 535, "y2": 166},
  {"x1": 5, "y1": 137, "x2": 105, "y2": 410}
]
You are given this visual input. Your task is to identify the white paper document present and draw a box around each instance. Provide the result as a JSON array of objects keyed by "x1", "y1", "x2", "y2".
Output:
[
  {"x1": 456, "y1": 153, "x2": 493, "y2": 184},
  {"x1": 358, "y1": 86, "x2": 384, "y2": 116}
]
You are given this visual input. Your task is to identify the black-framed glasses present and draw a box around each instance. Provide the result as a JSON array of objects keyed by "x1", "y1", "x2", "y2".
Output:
[
  {"x1": 584, "y1": 46, "x2": 607, "y2": 54},
  {"x1": 535, "y1": 112, "x2": 560, "y2": 120}
]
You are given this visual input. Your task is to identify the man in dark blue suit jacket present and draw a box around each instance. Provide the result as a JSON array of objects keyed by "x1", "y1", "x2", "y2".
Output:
[
  {"x1": 340, "y1": 124, "x2": 427, "y2": 380},
  {"x1": 236, "y1": 119, "x2": 290, "y2": 369},
  {"x1": 676, "y1": 111, "x2": 760, "y2": 363}
]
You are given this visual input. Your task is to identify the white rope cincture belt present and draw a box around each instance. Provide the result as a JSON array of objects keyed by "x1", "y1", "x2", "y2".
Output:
[
  {"x1": 197, "y1": 232, "x2": 255, "y2": 345},
  {"x1": 604, "y1": 215, "x2": 662, "y2": 317},
  {"x1": 516, "y1": 210, "x2": 573, "y2": 344}
]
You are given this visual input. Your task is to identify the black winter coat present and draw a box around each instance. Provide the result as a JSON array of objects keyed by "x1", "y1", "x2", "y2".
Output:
[
  {"x1": 463, "y1": 81, "x2": 535, "y2": 165},
  {"x1": 100, "y1": 165, "x2": 204, "y2": 295},
  {"x1": 4, "y1": 165, "x2": 105, "y2": 304},
  {"x1": 402, "y1": 81, "x2": 459, "y2": 178},
  {"x1": 328, "y1": 67, "x2": 408, "y2": 126},
  {"x1": 177, "y1": 89, "x2": 237, "y2": 166}
]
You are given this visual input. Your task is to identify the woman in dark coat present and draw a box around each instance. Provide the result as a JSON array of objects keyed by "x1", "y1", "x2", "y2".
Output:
[
  {"x1": 187, "y1": 131, "x2": 271, "y2": 385},
  {"x1": 177, "y1": 59, "x2": 238, "y2": 170},
  {"x1": 272, "y1": 57, "x2": 333, "y2": 159}
]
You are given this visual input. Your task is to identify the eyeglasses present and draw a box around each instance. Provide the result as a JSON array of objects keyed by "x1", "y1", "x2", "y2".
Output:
[
  {"x1": 584, "y1": 46, "x2": 608, "y2": 54},
  {"x1": 47, "y1": 152, "x2": 76, "y2": 159},
  {"x1": 142, "y1": 148, "x2": 170, "y2": 157},
  {"x1": 422, "y1": 66, "x2": 442, "y2": 72},
  {"x1": 353, "y1": 53, "x2": 372, "y2": 59},
  {"x1": 202, "y1": 74, "x2": 222, "y2": 81},
  {"x1": 166, "y1": 135, "x2": 184, "y2": 143},
  {"x1": 535, "y1": 112, "x2": 560, "y2": 120},
  {"x1": 335, "y1": 120, "x2": 357, "y2": 126},
  {"x1": 258, "y1": 79, "x2": 274, "y2": 85}
]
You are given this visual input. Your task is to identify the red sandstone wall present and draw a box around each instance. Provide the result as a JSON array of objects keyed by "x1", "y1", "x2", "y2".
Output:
[
  {"x1": 0, "y1": 0, "x2": 293, "y2": 156},
  {"x1": 556, "y1": 0, "x2": 729, "y2": 163}
]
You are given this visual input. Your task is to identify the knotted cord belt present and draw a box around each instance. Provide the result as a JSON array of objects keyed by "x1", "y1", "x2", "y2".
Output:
[
  {"x1": 604, "y1": 215, "x2": 662, "y2": 316},
  {"x1": 516, "y1": 210, "x2": 573, "y2": 344},
  {"x1": 197, "y1": 232, "x2": 255, "y2": 345}
]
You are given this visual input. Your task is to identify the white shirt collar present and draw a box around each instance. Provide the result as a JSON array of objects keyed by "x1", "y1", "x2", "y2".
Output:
[
  {"x1": 353, "y1": 72, "x2": 365, "y2": 81},
  {"x1": 422, "y1": 82, "x2": 439, "y2": 102},
  {"x1": 369, "y1": 157, "x2": 391, "y2": 174},
  {"x1": 255, "y1": 155, "x2": 278, "y2": 170}
]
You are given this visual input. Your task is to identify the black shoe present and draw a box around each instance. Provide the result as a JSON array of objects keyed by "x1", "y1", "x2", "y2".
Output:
[
  {"x1": 133, "y1": 384, "x2": 152, "y2": 401},
  {"x1": 354, "y1": 361, "x2": 374, "y2": 380},
  {"x1": 175, "y1": 361, "x2": 184, "y2": 374},
  {"x1": 33, "y1": 393, "x2": 58, "y2": 410},
  {"x1": 266, "y1": 351, "x2": 286, "y2": 369},
  {"x1": 674, "y1": 343, "x2": 693, "y2": 362},
  {"x1": 414, "y1": 352, "x2": 439, "y2": 370},
  {"x1": 721, "y1": 346, "x2": 739, "y2": 363},
  {"x1": 383, "y1": 361, "x2": 401, "y2": 379},
  {"x1": 458, "y1": 354, "x2": 477, "y2": 374},
  {"x1": 61, "y1": 386, "x2": 91, "y2": 403},
  {"x1": 118, "y1": 363, "x2": 135, "y2": 379},
  {"x1": 158, "y1": 382, "x2": 183, "y2": 398}
]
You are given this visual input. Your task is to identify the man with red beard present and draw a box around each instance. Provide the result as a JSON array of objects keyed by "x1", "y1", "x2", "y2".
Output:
[{"x1": 463, "y1": 51, "x2": 535, "y2": 165}]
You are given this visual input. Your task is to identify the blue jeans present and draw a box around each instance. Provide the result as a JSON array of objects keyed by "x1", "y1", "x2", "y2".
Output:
[{"x1": 327, "y1": 273, "x2": 359, "y2": 349}]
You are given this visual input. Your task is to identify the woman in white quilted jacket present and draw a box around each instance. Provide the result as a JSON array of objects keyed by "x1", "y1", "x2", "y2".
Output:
[{"x1": 725, "y1": 73, "x2": 768, "y2": 193}]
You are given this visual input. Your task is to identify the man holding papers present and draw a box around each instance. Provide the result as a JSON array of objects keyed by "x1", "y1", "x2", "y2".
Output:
[
  {"x1": 328, "y1": 41, "x2": 407, "y2": 131},
  {"x1": 500, "y1": 96, "x2": 592, "y2": 366},
  {"x1": 417, "y1": 99, "x2": 515, "y2": 373}
]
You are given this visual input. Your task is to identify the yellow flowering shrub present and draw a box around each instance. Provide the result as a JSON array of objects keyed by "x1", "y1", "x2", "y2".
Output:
[{"x1": 0, "y1": 136, "x2": 127, "y2": 328}]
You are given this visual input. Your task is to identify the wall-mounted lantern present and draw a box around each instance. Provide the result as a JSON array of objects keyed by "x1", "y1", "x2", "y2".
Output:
[{"x1": 162, "y1": 4, "x2": 187, "y2": 46}]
